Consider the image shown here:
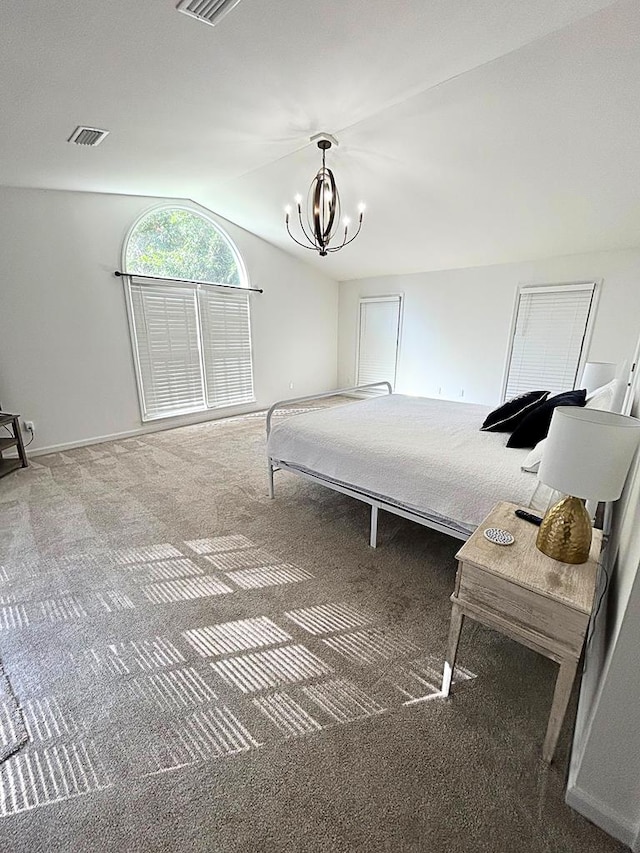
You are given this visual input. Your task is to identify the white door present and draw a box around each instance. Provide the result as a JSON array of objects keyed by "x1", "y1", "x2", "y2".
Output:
[
  {"x1": 356, "y1": 296, "x2": 402, "y2": 389},
  {"x1": 622, "y1": 330, "x2": 640, "y2": 415}
]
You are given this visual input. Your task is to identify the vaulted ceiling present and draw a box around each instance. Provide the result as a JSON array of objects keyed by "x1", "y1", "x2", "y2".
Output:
[{"x1": 2, "y1": 0, "x2": 639, "y2": 280}]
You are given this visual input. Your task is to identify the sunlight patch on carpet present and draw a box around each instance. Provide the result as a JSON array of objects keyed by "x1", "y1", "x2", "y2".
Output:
[
  {"x1": 141, "y1": 575, "x2": 234, "y2": 604},
  {"x1": 0, "y1": 605, "x2": 29, "y2": 631},
  {"x1": 0, "y1": 740, "x2": 111, "y2": 816},
  {"x1": 114, "y1": 544, "x2": 183, "y2": 564},
  {"x1": 302, "y1": 678, "x2": 386, "y2": 722},
  {"x1": 210, "y1": 645, "x2": 333, "y2": 693},
  {"x1": 22, "y1": 698, "x2": 78, "y2": 743},
  {"x1": 203, "y1": 549, "x2": 274, "y2": 571},
  {"x1": 75, "y1": 637, "x2": 186, "y2": 677},
  {"x1": 184, "y1": 535, "x2": 253, "y2": 555},
  {"x1": 284, "y1": 602, "x2": 373, "y2": 635},
  {"x1": 252, "y1": 692, "x2": 323, "y2": 738},
  {"x1": 125, "y1": 667, "x2": 219, "y2": 711},
  {"x1": 132, "y1": 558, "x2": 204, "y2": 583},
  {"x1": 183, "y1": 617, "x2": 292, "y2": 658},
  {"x1": 0, "y1": 531, "x2": 476, "y2": 820},
  {"x1": 225, "y1": 563, "x2": 314, "y2": 590},
  {"x1": 322, "y1": 628, "x2": 421, "y2": 665},
  {"x1": 0, "y1": 661, "x2": 28, "y2": 765}
]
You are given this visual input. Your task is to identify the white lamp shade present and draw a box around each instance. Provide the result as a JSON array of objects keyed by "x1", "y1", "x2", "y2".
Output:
[
  {"x1": 537, "y1": 407, "x2": 640, "y2": 500},
  {"x1": 580, "y1": 361, "x2": 617, "y2": 393}
]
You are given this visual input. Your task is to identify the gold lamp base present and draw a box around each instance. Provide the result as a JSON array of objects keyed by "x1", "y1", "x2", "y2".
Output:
[{"x1": 536, "y1": 495, "x2": 593, "y2": 564}]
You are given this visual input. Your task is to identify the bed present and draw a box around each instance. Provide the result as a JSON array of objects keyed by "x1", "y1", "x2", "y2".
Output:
[{"x1": 267, "y1": 384, "x2": 545, "y2": 546}]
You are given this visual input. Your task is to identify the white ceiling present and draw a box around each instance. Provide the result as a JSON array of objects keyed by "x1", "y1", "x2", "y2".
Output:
[{"x1": 1, "y1": 0, "x2": 639, "y2": 280}]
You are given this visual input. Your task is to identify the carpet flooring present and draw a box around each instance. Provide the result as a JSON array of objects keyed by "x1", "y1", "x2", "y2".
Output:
[{"x1": 0, "y1": 407, "x2": 626, "y2": 853}]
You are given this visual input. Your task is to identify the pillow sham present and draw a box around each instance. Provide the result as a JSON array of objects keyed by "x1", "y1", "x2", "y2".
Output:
[
  {"x1": 521, "y1": 438, "x2": 546, "y2": 473},
  {"x1": 480, "y1": 390, "x2": 549, "y2": 432},
  {"x1": 507, "y1": 389, "x2": 587, "y2": 449},
  {"x1": 585, "y1": 378, "x2": 622, "y2": 413}
]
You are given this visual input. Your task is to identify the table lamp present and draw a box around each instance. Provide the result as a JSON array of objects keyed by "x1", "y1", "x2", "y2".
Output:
[
  {"x1": 536, "y1": 406, "x2": 640, "y2": 563},
  {"x1": 579, "y1": 361, "x2": 616, "y2": 394}
]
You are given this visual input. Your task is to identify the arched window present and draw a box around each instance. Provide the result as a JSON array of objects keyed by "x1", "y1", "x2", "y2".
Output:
[{"x1": 124, "y1": 207, "x2": 254, "y2": 421}]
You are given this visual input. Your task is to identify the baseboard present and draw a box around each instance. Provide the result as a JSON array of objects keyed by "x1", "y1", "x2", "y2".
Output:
[
  {"x1": 28, "y1": 405, "x2": 263, "y2": 457},
  {"x1": 566, "y1": 783, "x2": 638, "y2": 848}
]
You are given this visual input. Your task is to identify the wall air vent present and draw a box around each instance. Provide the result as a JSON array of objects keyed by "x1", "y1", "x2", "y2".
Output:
[
  {"x1": 67, "y1": 126, "x2": 110, "y2": 147},
  {"x1": 176, "y1": 0, "x2": 243, "y2": 27}
]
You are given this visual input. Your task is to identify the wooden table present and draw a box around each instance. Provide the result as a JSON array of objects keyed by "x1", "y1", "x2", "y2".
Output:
[
  {"x1": 0, "y1": 413, "x2": 29, "y2": 479},
  {"x1": 442, "y1": 501, "x2": 601, "y2": 763}
]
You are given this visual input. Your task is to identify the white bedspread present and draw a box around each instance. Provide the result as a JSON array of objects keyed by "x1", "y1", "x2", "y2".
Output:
[{"x1": 267, "y1": 394, "x2": 541, "y2": 534}]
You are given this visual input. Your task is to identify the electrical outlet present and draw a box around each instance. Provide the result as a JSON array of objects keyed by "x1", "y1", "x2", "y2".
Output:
[{"x1": 24, "y1": 421, "x2": 34, "y2": 433}]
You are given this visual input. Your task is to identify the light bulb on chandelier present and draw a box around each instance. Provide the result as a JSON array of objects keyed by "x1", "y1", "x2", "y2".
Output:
[{"x1": 285, "y1": 133, "x2": 365, "y2": 256}]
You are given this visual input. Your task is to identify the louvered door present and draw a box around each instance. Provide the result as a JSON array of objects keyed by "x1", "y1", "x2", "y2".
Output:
[{"x1": 356, "y1": 296, "x2": 402, "y2": 389}]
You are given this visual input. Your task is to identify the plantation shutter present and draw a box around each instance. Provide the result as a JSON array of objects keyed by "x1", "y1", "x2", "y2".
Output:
[
  {"x1": 129, "y1": 281, "x2": 205, "y2": 419},
  {"x1": 198, "y1": 288, "x2": 254, "y2": 407},
  {"x1": 505, "y1": 283, "x2": 596, "y2": 399},
  {"x1": 356, "y1": 296, "x2": 402, "y2": 388}
]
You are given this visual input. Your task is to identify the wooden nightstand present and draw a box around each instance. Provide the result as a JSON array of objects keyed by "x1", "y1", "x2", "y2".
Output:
[
  {"x1": 442, "y1": 501, "x2": 601, "y2": 763},
  {"x1": 0, "y1": 413, "x2": 29, "y2": 479}
]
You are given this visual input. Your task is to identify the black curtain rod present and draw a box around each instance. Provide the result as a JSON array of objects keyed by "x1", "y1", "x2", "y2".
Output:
[{"x1": 114, "y1": 271, "x2": 263, "y2": 293}]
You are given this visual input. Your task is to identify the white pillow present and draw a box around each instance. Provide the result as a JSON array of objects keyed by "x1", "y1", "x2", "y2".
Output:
[
  {"x1": 521, "y1": 438, "x2": 546, "y2": 473},
  {"x1": 585, "y1": 378, "x2": 622, "y2": 412}
]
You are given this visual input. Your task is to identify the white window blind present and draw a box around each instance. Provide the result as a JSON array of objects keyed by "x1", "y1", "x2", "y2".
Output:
[
  {"x1": 128, "y1": 279, "x2": 254, "y2": 421},
  {"x1": 504, "y1": 283, "x2": 596, "y2": 399},
  {"x1": 356, "y1": 296, "x2": 402, "y2": 388},
  {"x1": 198, "y1": 288, "x2": 254, "y2": 408},
  {"x1": 130, "y1": 282, "x2": 205, "y2": 419}
]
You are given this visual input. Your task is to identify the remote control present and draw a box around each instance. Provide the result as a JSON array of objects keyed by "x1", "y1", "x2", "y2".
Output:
[{"x1": 514, "y1": 509, "x2": 543, "y2": 526}]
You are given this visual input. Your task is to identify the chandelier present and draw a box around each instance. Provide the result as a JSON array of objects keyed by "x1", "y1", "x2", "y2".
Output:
[{"x1": 285, "y1": 133, "x2": 365, "y2": 256}]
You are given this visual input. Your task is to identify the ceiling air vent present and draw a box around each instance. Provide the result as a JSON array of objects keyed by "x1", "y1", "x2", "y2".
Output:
[
  {"x1": 176, "y1": 0, "x2": 243, "y2": 27},
  {"x1": 67, "y1": 126, "x2": 110, "y2": 147}
]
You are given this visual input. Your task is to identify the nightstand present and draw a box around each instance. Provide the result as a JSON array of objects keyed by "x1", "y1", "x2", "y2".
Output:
[
  {"x1": 442, "y1": 501, "x2": 601, "y2": 763},
  {"x1": 0, "y1": 413, "x2": 28, "y2": 479}
]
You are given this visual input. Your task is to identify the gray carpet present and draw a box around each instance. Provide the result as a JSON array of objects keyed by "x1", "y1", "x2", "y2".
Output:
[{"x1": 0, "y1": 407, "x2": 625, "y2": 852}]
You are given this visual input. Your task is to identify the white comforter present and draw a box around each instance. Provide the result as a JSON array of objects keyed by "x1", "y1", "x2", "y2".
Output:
[{"x1": 267, "y1": 394, "x2": 540, "y2": 534}]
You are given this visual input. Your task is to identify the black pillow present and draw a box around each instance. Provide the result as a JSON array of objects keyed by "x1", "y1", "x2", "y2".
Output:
[
  {"x1": 507, "y1": 389, "x2": 587, "y2": 448},
  {"x1": 480, "y1": 390, "x2": 549, "y2": 433}
]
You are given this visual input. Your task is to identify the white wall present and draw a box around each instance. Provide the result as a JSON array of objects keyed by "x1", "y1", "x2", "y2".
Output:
[
  {"x1": 338, "y1": 249, "x2": 640, "y2": 404},
  {"x1": 0, "y1": 186, "x2": 338, "y2": 453},
  {"x1": 566, "y1": 379, "x2": 640, "y2": 848}
]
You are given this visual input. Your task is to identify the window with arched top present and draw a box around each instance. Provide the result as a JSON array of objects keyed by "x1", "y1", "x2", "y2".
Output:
[{"x1": 123, "y1": 207, "x2": 254, "y2": 421}]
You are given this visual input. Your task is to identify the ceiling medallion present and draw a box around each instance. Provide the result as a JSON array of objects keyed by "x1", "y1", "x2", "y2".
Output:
[{"x1": 285, "y1": 133, "x2": 365, "y2": 256}]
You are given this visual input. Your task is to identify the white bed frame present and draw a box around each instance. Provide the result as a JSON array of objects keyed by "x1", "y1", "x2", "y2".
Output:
[{"x1": 266, "y1": 382, "x2": 470, "y2": 548}]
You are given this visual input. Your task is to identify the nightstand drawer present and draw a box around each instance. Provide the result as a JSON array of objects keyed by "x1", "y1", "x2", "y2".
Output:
[{"x1": 457, "y1": 562, "x2": 589, "y2": 657}]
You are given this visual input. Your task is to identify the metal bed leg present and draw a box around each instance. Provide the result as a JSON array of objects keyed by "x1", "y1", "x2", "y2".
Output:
[
  {"x1": 267, "y1": 461, "x2": 275, "y2": 499},
  {"x1": 370, "y1": 504, "x2": 378, "y2": 548}
]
